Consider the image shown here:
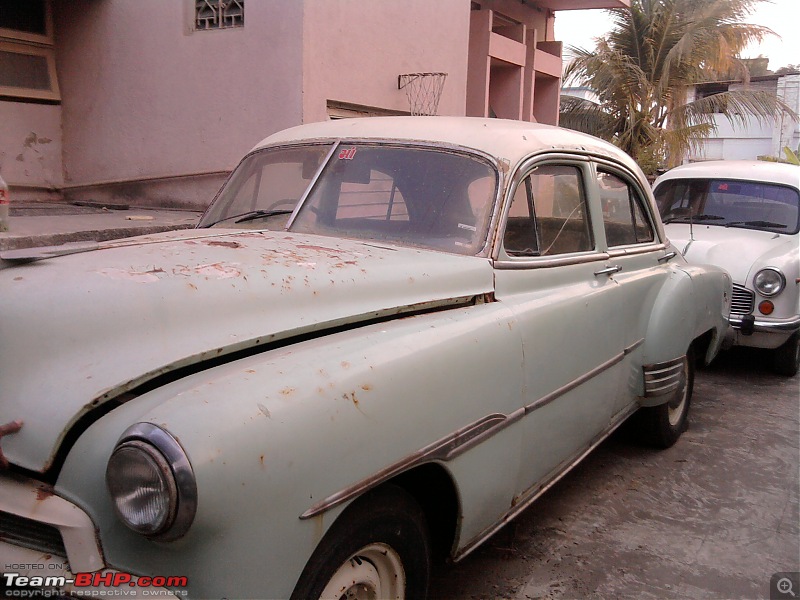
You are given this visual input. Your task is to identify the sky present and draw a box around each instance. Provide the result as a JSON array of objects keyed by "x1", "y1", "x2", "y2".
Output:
[{"x1": 554, "y1": 0, "x2": 800, "y2": 72}]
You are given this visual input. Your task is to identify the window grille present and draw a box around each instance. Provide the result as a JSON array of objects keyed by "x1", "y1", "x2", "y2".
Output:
[{"x1": 195, "y1": 0, "x2": 244, "y2": 31}]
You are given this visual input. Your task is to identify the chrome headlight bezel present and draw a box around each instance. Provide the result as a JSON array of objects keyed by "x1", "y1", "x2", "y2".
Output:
[
  {"x1": 106, "y1": 423, "x2": 197, "y2": 541},
  {"x1": 753, "y1": 268, "x2": 785, "y2": 297}
]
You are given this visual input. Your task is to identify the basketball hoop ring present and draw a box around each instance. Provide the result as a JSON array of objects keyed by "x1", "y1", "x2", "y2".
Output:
[{"x1": 398, "y1": 72, "x2": 447, "y2": 116}]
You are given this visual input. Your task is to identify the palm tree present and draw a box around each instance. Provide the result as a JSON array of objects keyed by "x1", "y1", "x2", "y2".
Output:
[{"x1": 560, "y1": 0, "x2": 793, "y2": 173}]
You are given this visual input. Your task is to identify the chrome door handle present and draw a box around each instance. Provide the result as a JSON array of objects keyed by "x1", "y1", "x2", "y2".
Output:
[
  {"x1": 658, "y1": 251, "x2": 677, "y2": 263},
  {"x1": 594, "y1": 265, "x2": 622, "y2": 276}
]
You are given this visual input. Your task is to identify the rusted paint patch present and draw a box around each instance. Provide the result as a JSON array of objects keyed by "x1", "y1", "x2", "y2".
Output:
[
  {"x1": 296, "y1": 244, "x2": 342, "y2": 255},
  {"x1": 205, "y1": 240, "x2": 242, "y2": 249},
  {"x1": 342, "y1": 391, "x2": 358, "y2": 407},
  {"x1": 174, "y1": 262, "x2": 242, "y2": 279},
  {"x1": 96, "y1": 267, "x2": 165, "y2": 283},
  {"x1": 35, "y1": 483, "x2": 55, "y2": 502}
]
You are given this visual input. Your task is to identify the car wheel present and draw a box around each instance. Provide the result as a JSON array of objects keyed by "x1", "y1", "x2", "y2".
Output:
[
  {"x1": 773, "y1": 332, "x2": 800, "y2": 377},
  {"x1": 637, "y1": 348, "x2": 694, "y2": 448},
  {"x1": 290, "y1": 485, "x2": 431, "y2": 600}
]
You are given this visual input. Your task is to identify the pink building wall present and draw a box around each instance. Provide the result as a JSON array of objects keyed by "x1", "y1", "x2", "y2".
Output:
[
  {"x1": 0, "y1": 102, "x2": 63, "y2": 200},
  {"x1": 0, "y1": 0, "x2": 629, "y2": 209},
  {"x1": 53, "y1": 0, "x2": 304, "y2": 209},
  {"x1": 302, "y1": 0, "x2": 470, "y2": 122}
]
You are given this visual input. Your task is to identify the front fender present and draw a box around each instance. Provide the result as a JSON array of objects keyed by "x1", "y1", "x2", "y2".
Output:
[
  {"x1": 55, "y1": 302, "x2": 524, "y2": 599},
  {"x1": 643, "y1": 263, "x2": 731, "y2": 368}
]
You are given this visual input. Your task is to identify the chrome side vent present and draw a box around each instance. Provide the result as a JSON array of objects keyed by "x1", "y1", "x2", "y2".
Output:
[{"x1": 643, "y1": 356, "x2": 686, "y2": 397}]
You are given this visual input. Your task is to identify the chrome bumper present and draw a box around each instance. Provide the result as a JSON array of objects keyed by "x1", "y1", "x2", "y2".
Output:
[{"x1": 729, "y1": 314, "x2": 800, "y2": 334}]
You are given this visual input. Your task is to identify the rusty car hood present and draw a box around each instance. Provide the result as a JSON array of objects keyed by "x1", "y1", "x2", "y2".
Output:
[{"x1": 0, "y1": 229, "x2": 494, "y2": 473}]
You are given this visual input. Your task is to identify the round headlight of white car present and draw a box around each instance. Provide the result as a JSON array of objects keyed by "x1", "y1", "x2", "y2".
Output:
[
  {"x1": 106, "y1": 423, "x2": 197, "y2": 540},
  {"x1": 753, "y1": 268, "x2": 785, "y2": 297}
]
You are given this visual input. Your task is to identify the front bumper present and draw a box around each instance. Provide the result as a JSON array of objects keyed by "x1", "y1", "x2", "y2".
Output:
[
  {"x1": 729, "y1": 313, "x2": 800, "y2": 334},
  {"x1": 0, "y1": 474, "x2": 177, "y2": 598}
]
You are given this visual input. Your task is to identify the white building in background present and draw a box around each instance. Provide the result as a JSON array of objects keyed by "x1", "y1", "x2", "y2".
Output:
[
  {"x1": 560, "y1": 85, "x2": 599, "y2": 104},
  {"x1": 686, "y1": 73, "x2": 800, "y2": 163}
]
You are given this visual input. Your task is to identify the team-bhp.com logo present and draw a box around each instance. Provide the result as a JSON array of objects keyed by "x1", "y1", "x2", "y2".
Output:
[{"x1": 2, "y1": 572, "x2": 188, "y2": 597}]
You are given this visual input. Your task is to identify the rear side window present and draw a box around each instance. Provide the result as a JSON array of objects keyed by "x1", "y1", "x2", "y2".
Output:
[
  {"x1": 597, "y1": 171, "x2": 655, "y2": 247},
  {"x1": 503, "y1": 164, "x2": 593, "y2": 257}
]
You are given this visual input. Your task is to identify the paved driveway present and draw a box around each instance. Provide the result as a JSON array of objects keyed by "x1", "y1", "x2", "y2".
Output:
[{"x1": 430, "y1": 348, "x2": 799, "y2": 599}]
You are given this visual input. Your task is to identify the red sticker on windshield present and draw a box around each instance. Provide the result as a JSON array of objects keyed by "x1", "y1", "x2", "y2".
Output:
[
  {"x1": 338, "y1": 147, "x2": 357, "y2": 160},
  {"x1": 717, "y1": 183, "x2": 728, "y2": 191}
]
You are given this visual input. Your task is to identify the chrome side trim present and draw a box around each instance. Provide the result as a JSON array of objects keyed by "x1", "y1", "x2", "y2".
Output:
[
  {"x1": 524, "y1": 338, "x2": 643, "y2": 415},
  {"x1": 300, "y1": 338, "x2": 644, "y2": 520},
  {"x1": 300, "y1": 413, "x2": 510, "y2": 519},
  {"x1": 453, "y1": 401, "x2": 641, "y2": 562},
  {"x1": 643, "y1": 356, "x2": 686, "y2": 397},
  {"x1": 729, "y1": 314, "x2": 800, "y2": 333},
  {"x1": 494, "y1": 252, "x2": 609, "y2": 270},
  {"x1": 607, "y1": 243, "x2": 666, "y2": 258}
]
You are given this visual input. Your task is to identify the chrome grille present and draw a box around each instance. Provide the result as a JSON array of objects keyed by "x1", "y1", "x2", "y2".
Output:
[
  {"x1": 0, "y1": 511, "x2": 67, "y2": 558},
  {"x1": 731, "y1": 284, "x2": 754, "y2": 315}
]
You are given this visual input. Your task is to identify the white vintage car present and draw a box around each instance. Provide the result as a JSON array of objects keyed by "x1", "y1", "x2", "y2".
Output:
[
  {"x1": 654, "y1": 160, "x2": 800, "y2": 376},
  {"x1": 1, "y1": 118, "x2": 731, "y2": 599}
]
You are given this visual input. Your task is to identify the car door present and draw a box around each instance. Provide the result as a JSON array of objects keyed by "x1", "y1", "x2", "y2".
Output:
[
  {"x1": 492, "y1": 158, "x2": 628, "y2": 501},
  {"x1": 592, "y1": 162, "x2": 677, "y2": 415}
]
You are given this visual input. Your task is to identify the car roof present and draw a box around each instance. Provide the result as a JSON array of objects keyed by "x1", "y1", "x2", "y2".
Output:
[
  {"x1": 254, "y1": 116, "x2": 643, "y2": 176},
  {"x1": 655, "y1": 160, "x2": 800, "y2": 189}
]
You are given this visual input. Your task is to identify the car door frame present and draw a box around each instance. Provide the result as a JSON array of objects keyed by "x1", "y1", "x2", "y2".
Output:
[
  {"x1": 490, "y1": 152, "x2": 632, "y2": 505},
  {"x1": 589, "y1": 158, "x2": 679, "y2": 413}
]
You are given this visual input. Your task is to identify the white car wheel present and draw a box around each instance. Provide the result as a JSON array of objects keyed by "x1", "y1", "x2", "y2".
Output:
[
  {"x1": 291, "y1": 485, "x2": 430, "y2": 600},
  {"x1": 320, "y1": 543, "x2": 405, "y2": 600}
]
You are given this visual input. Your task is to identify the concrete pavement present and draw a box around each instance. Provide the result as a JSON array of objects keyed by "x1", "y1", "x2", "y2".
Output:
[{"x1": 0, "y1": 201, "x2": 202, "y2": 252}]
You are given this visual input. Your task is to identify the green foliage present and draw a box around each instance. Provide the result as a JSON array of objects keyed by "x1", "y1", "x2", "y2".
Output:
[
  {"x1": 783, "y1": 146, "x2": 800, "y2": 166},
  {"x1": 560, "y1": 0, "x2": 795, "y2": 175}
]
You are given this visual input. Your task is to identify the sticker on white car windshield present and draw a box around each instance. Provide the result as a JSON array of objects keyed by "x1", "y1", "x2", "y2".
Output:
[{"x1": 338, "y1": 147, "x2": 357, "y2": 160}]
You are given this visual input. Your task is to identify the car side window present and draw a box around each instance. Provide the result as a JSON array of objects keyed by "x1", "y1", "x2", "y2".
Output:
[
  {"x1": 597, "y1": 171, "x2": 655, "y2": 247},
  {"x1": 504, "y1": 164, "x2": 592, "y2": 257}
]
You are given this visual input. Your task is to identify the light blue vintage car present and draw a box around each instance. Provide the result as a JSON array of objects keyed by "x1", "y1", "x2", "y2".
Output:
[{"x1": 0, "y1": 118, "x2": 731, "y2": 599}]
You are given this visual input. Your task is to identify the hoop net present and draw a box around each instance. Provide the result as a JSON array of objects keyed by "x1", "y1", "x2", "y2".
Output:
[{"x1": 398, "y1": 72, "x2": 447, "y2": 116}]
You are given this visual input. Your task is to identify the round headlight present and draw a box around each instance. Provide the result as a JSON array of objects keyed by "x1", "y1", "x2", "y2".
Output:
[
  {"x1": 106, "y1": 423, "x2": 197, "y2": 541},
  {"x1": 107, "y1": 441, "x2": 176, "y2": 535},
  {"x1": 753, "y1": 268, "x2": 785, "y2": 297}
]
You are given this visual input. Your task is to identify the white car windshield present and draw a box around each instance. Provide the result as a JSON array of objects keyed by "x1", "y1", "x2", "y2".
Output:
[
  {"x1": 199, "y1": 143, "x2": 499, "y2": 256},
  {"x1": 655, "y1": 178, "x2": 800, "y2": 235}
]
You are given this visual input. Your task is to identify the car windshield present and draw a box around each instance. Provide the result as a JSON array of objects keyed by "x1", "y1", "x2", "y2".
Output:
[
  {"x1": 654, "y1": 178, "x2": 800, "y2": 235},
  {"x1": 200, "y1": 142, "x2": 499, "y2": 256},
  {"x1": 199, "y1": 144, "x2": 334, "y2": 230}
]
